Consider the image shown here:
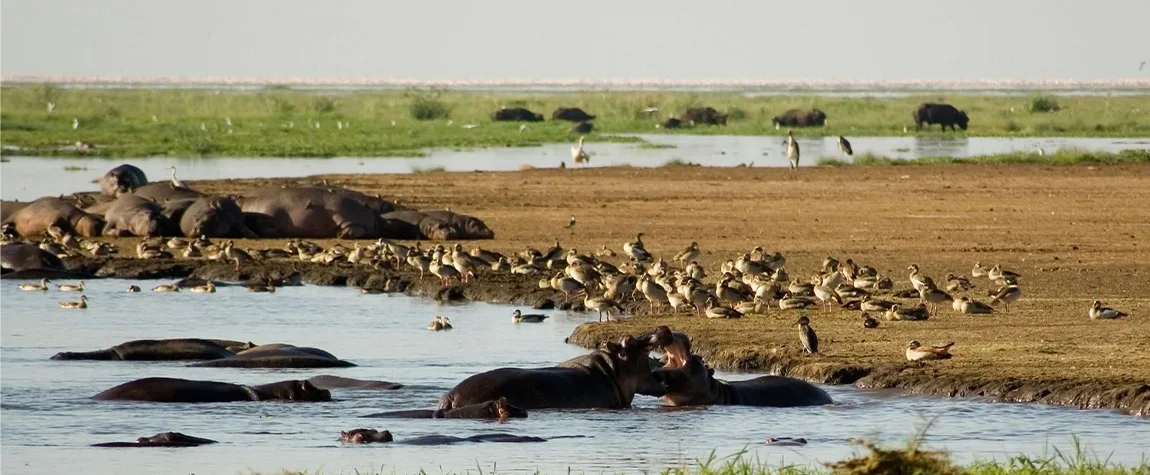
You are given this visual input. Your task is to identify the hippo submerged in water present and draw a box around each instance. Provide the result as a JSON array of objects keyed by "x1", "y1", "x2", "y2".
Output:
[
  {"x1": 306, "y1": 375, "x2": 403, "y2": 391},
  {"x1": 188, "y1": 343, "x2": 355, "y2": 368},
  {"x1": 366, "y1": 397, "x2": 526, "y2": 420},
  {"x1": 92, "y1": 432, "x2": 217, "y2": 448},
  {"x1": 438, "y1": 326, "x2": 673, "y2": 410},
  {"x1": 652, "y1": 355, "x2": 832, "y2": 407},
  {"x1": 339, "y1": 429, "x2": 545, "y2": 445},
  {"x1": 93, "y1": 377, "x2": 331, "y2": 403},
  {"x1": 51, "y1": 338, "x2": 249, "y2": 361}
]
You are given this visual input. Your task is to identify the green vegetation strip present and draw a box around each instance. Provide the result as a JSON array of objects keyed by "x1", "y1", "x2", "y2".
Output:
[{"x1": 2, "y1": 86, "x2": 1149, "y2": 157}]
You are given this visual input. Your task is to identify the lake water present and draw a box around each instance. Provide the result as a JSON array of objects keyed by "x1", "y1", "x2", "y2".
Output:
[
  {"x1": 1, "y1": 279, "x2": 1147, "y2": 475},
  {"x1": 3, "y1": 135, "x2": 1148, "y2": 201}
]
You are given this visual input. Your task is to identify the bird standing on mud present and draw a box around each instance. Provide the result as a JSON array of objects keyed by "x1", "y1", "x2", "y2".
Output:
[
  {"x1": 795, "y1": 316, "x2": 818, "y2": 355},
  {"x1": 566, "y1": 216, "x2": 576, "y2": 231},
  {"x1": 785, "y1": 130, "x2": 800, "y2": 172}
]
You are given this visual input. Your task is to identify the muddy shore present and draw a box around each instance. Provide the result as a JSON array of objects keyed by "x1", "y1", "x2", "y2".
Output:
[{"x1": 8, "y1": 163, "x2": 1150, "y2": 416}]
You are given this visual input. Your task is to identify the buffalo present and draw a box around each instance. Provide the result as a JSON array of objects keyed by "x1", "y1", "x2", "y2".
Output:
[
  {"x1": 914, "y1": 103, "x2": 969, "y2": 131},
  {"x1": 772, "y1": 108, "x2": 827, "y2": 127},
  {"x1": 552, "y1": 107, "x2": 595, "y2": 122},
  {"x1": 492, "y1": 107, "x2": 544, "y2": 122},
  {"x1": 680, "y1": 107, "x2": 727, "y2": 126}
]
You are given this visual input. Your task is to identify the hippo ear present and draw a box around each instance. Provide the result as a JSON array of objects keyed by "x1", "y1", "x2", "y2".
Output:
[
  {"x1": 299, "y1": 380, "x2": 316, "y2": 392},
  {"x1": 708, "y1": 368, "x2": 715, "y2": 378}
]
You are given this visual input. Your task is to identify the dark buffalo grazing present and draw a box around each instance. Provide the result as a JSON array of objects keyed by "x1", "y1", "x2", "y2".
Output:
[
  {"x1": 238, "y1": 186, "x2": 381, "y2": 239},
  {"x1": 306, "y1": 375, "x2": 404, "y2": 391},
  {"x1": 92, "y1": 377, "x2": 332, "y2": 403},
  {"x1": 772, "y1": 108, "x2": 827, "y2": 127},
  {"x1": 6, "y1": 197, "x2": 105, "y2": 237},
  {"x1": 100, "y1": 164, "x2": 149, "y2": 197},
  {"x1": 101, "y1": 195, "x2": 170, "y2": 237},
  {"x1": 492, "y1": 107, "x2": 544, "y2": 122},
  {"x1": 180, "y1": 196, "x2": 257, "y2": 238},
  {"x1": 50, "y1": 339, "x2": 250, "y2": 361},
  {"x1": 914, "y1": 103, "x2": 969, "y2": 131},
  {"x1": 188, "y1": 344, "x2": 354, "y2": 368},
  {"x1": 552, "y1": 107, "x2": 595, "y2": 122},
  {"x1": 365, "y1": 397, "x2": 527, "y2": 419},
  {"x1": 569, "y1": 121, "x2": 594, "y2": 134},
  {"x1": 652, "y1": 355, "x2": 832, "y2": 407},
  {"x1": 438, "y1": 326, "x2": 673, "y2": 410},
  {"x1": 680, "y1": 107, "x2": 727, "y2": 126},
  {"x1": 92, "y1": 432, "x2": 217, "y2": 448},
  {"x1": 339, "y1": 429, "x2": 545, "y2": 445}
]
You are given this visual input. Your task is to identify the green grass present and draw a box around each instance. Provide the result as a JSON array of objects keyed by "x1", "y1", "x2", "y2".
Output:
[{"x1": 2, "y1": 86, "x2": 1149, "y2": 158}]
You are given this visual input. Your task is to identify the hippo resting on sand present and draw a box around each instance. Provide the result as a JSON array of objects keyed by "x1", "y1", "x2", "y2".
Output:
[
  {"x1": 239, "y1": 186, "x2": 381, "y2": 239},
  {"x1": 5, "y1": 197, "x2": 105, "y2": 237},
  {"x1": 131, "y1": 182, "x2": 206, "y2": 202},
  {"x1": 438, "y1": 326, "x2": 673, "y2": 410},
  {"x1": 1, "y1": 200, "x2": 30, "y2": 224},
  {"x1": 307, "y1": 375, "x2": 403, "y2": 391},
  {"x1": 100, "y1": 164, "x2": 149, "y2": 197},
  {"x1": 93, "y1": 377, "x2": 331, "y2": 403},
  {"x1": 180, "y1": 196, "x2": 257, "y2": 238},
  {"x1": 92, "y1": 432, "x2": 216, "y2": 448},
  {"x1": 101, "y1": 195, "x2": 172, "y2": 237},
  {"x1": 340, "y1": 429, "x2": 545, "y2": 445},
  {"x1": 51, "y1": 339, "x2": 251, "y2": 361},
  {"x1": 0, "y1": 244, "x2": 92, "y2": 280},
  {"x1": 366, "y1": 397, "x2": 526, "y2": 419},
  {"x1": 652, "y1": 355, "x2": 832, "y2": 407},
  {"x1": 380, "y1": 210, "x2": 495, "y2": 240},
  {"x1": 188, "y1": 343, "x2": 355, "y2": 368}
]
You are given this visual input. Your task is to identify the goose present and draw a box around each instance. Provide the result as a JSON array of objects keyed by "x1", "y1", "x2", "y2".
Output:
[
  {"x1": 704, "y1": 297, "x2": 743, "y2": 319},
  {"x1": 19, "y1": 279, "x2": 50, "y2": 291},
  {"x1": 884, "y1": 304, "x2": 929, "y2": 321},
  {"x1": 735, "y1": 299, "x2": 764, "y2": 314},
  {"x1": 407, "y1": 254, "x2": 432, "y2": 279},
  {"x1": 987, "y1": 265, "x2": 1021, "y2": 283},
  {"x1": 861, "y1": 312, "x2": 879, "y2": 328},
  {"x1": 906, "y1": 341, "x2": 954, "y2": 361},
  {"x1": 674, "y1": 242, "x2": 700, "y2": 263},
  {"x1": 785, "y1": 130, "x2": 800, "y2": 171},
  {"x1": 944, "y1": 273, "x2": 974, "y2": 292},
  {"x1": 622, "y1": 233, "x2": 651, "y2": 262},
  {"x1": 795, "y1": 316, "x2": 818, "y2": 354},
  {"x1": 551, "y1": 272, "x2": 586, "y2": 302},
  {"x1": 168, "y1": 166, "x2": 188, "y2": 189},
  {"x1": 918, "y1": 284, "x2": 954, "y2": 315},
  {"x1": 787, "y1": 279, "x2": 814, "y2": 296},
  {"x1": 245, "y1": 283, "x2": 276, "y2": 293},
  {"x1": 429, "y1": 260, "x2": 461, "y2": 286},
  {"x1": 988, "y1": 285, "x2": 1022, "y2": 312},
  {"x1": 860, "y1": 296, "x2": 897, "y2": 313},
  {"x1": 907, "y1": 264, "x2": 934, "y2": 292},
  {"x1": 812, "y1": 283, "x2": 842, "y2": 312},
  {"x1": 667, "y1": 292, "x2": 692, "y2": 313},
  {"x1": 512, "y1": 309, "x2": 549, "y2": 323},
  {"x1": 686, "y1": 261, "x2": 706, "y2": 281},
  {"x1": 581, "y1": 291, "x2": 624, "y2": 322},
  {"x1": 1089, "y1": 300, "x2": 1127, "y2": 320},
  {"x1": 837, "y1": 135, "x2": 853, "y2": 156},
  {"x1": 971, "y1": 262, "x2": 989, "y2": 278},
  {"x1": 153, "y1": 284, "x2": 181, "y2": 292},
  {"x1": 491, "y1": 257, "x2": 512, "y2": 272},
  {"x1": 428, "y1": 315, "x2": 453, "y2": 331},
  {"x1": 57, "y1": 280, "x2": 85, "y2": 292},
  {"x1": 566, "y1": 216, "x2": 577, "y2": 230},
  {"x1": 778, "y1": 293, "x2": 817, "y2": 310},
  {"x1": 224, "y1": 240, "x2": 253, "y2": 270},
  {"x1": 953, "y1": 297, "x2": 994, "y2": 314},
  {"x1": 822, "y1": 257, "x2": 840, "y2": 273},
  {"x1": 639, "y1": 275, "x2": 670, "y2": 312},
  {"x1": 571, "y1": 136, "x2": 590, "y2": 164},
  {"x1": 183, "y1": 246, "x2": 202, "y2": 259},
  {"x1": 126, "y1": 285, "x2": 141, "y2": 292},
  {"x1": 59, "y1": 295, "x2": 88, "y2": 309},
  {"x1": 596, "y1": 245, "x2": 616, "y2": 258},
  {"x1": 189, "y1": 281, "x2": 216, "y2": 293}
]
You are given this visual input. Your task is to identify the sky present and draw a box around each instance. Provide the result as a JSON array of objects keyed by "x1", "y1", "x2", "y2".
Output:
[{"x1": 2, "y1": 0, "x2": 1148, "y2": 81}]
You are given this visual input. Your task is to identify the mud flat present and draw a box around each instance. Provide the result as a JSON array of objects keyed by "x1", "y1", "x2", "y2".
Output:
[{"x1": 15, "y1": 163, "x2": 1150, "y2": 415}]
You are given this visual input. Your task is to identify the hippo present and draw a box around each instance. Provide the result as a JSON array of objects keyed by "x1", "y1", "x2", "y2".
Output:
[
  {"x1": 160, "y1": 198, "x2": 198, "y2": 227},
  {"x1": 322, "y1": 186, "x2": 404, "y2": 215},
  {"x1": 188, "y1": 344, "x2": 355, "y2": 368},
  {"x1": 5, "y1": 197, "x2": 105, "y2": 237},
  {"x1": 680, "y1": 107, "x2": 727, "y2": 126},
  {"x1": 2, "y1": 243, "x2": 67, "y2": 273},
  {"x1": 365, "y1": 397, "x2": 527, "y2": 419},
  {"x1": 423, "y1": 210, "x2": 495, "y2": 239},
  {"x1": 379, "y1": 210, "x2": 451, "y2": 240},
  {"x1": 339, "y1": 429, "x2": 544, "y2": 445},
  {"x1": 772, "y1": 108, "x2": 827, "y2": 127},
  {"x1": 914, "y1": 103, "x2": 969, "y2": 131},
  {"x1": 50, "y1": 338, "x2": 249, "y2": 361},
  {"x1": 92, "y1": 377, "x2": 331, "y2": 403},
  {"x1": 92, "y1": 432, "x2": 217, "y2": 448},
  {"x1": 340, "y1": 428, "x2": 394, "y2": 444},
  {"x1": 651, "y1": 355, "x2": 832, "y2": 407},
  {"x1": 438, "y1": 326, "x2": 673, "y2": 410},
  {"x1": 491, "y1": 107, "x2": 544, "y2": 122},
  {"x1": 99, "y1": 164, "x2": 149, "y2": 197},
  {"x1": 0, "y1": 200, "x2": 30, "y2": 224},
  {"x1": 552, "y1": 107, "x2": 595, "y2": 122},
  {"x1": 101, "y1": 195, "x2": 170, "y2": 237},
  {"x1": 131, "y1": 182, "x2": 206, "y2": 202},
  {"x1": 180, "y1": 196, "x2": 257, "y2": 238},
  {"x1": 307, "y1": 375, "x2": 404, "y2": 391},
  {"x1": 239, "y1": 186, "x2": 380, "y2": 239}
]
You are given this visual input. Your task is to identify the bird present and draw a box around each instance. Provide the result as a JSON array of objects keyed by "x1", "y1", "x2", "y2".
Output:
[
  {"x1": 623, "y1": 233, "x2": 652, "y2": 262},
  {"x1": 944, "y1": 273, "x2": 974, "y2": 292},
  {"x1": 1141, "y1": 60, "x2": 1147, "y2": 72},
  {"x1": 126, "y1": 285, "x2": 141, "y2": 293},
  {"x1": 168, "y1": 166, "x2": 188, "y2": 189},
  {"x1": 1036, "y1": 146, "x2": 1045, "y2": 156},
  {"x1": 57, "y1": 280, "x2": 85, "y2": 292},
  {"x1": 566, "y1": 216, "x2": 577, "y2": 230},
  {"x1": 461, "y1": 123, "x2": 479, "y2": 129},
  {"x1": 512, "y1": 309, "x2": 549, "y2": 323},
  {"x1": 59, "y1": 295, "x2": 88, "y2": 309},
  {"x1": 837, "y1": 136, "x2": 853, "y2": 156},
  {"x1": 582, "y1": 291, "x2": 625, "y2": 322},
  {"x1": 72, "y1": 118, "x2": 80, "y2": 129},
  {"x1": 987, "y1": 265, "x2": 1021, "y2": 284},
  {"x1": 519, "y1": 124, "x2": 530, "y2": 133},
  {"x1": 674, "y1": 241, "x2": 701, "y2": 263},
  {"x1": 971, "y1": 262, "x2": 989, "y2": 279},
  {"x1": 642, "y1": 106, "x2": 660, "y2": 115},
  {"x1": 918, "y1": 284, "x2": 954, "y2": 316},
  {"x1": 225, "y1": 117, "x2": 232, "y2": 127},
  {"x1": 785, "y1": 130, "x2": 800, "y2": 172},
  {"x1": 200, "y1": 122, "x2": 207, "y2": 131},
  {"x1": 1089, "y1": 300, "x2": 1127, "y2": 320},
  {"x1": 189, "y1": 281, "x2": 216, "y2": 293},
  {"x1": 861, "y1": 312, "x2": 879, "y2": 328},
  {"x1": 885, "y1": 303, "x2": 929, "y2": 321},
  {"x1": 905, "y1": 341, "x2": 954, "y2": 361},
  {"x1": 988, "y1": 285, "x2": 1022, "y2": 312},
  {"x1": 19, "y1": 278, "x2": 50, "y2": 291},
  {"x1": 428, "y1": 315, "x2": 453, "y2": 331},
  {"x1": 704, "y1": 297, "x2": 743, "y2": 319},
  {"x1": 572, "y1": 136, "x2": 590, "y2": 164},
  {"x1": 795, "y1": 316, "x2": 818, "y2": 354},
  {"x1": 153, "y1": 284, "x2": 181, "y2": 292},
  {"x1": 223, "y1": 240, "x2": 253, "y2": 271},
  {"x1": 953, "y1": 297, "x2": 994, "y2": 315}
]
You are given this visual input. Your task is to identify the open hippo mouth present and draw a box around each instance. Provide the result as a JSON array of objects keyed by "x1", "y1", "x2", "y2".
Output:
[{"x1": 634, "y1": 326, "x2": 675, "y2": 353}]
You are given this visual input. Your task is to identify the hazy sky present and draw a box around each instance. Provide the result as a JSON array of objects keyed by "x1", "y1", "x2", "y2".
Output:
[{"x1": 2, "y1": 0, "x2": 1147, "y2": 80}]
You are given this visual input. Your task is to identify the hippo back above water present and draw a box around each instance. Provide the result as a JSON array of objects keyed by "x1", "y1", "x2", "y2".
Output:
[
  {"x1": 492, "y1": 107, "x2": 544, "y2": 122},
  {"x1": 92, "y1": 377, "x2": 331, "y2": 403},
  {"x1": 772, "y1": 108, "x2": 827, "y2": 127},
  {"x1": 652, "y1": 355, "x2": 832, "y2": 407},
  {"x1": 680, "y1": 107, "x2": 728, "y2": 126},
  {"x1": 239, "y1": 186, "x2": 381, "y2": 239},
  {"x1": 914, "y1": 103, "x2": 969, "y2": 131},
  {"x1": 100, "y1": 165, "x2": 149, "y2": 197}
]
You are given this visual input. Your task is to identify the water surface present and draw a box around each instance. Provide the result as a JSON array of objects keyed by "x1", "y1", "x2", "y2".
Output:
[{"x1": 2, "y1": 280, "x2": 1147, "y2": 475}]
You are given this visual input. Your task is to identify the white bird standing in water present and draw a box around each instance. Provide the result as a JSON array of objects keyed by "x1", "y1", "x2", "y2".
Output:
[
  {"x1": 572, "y1": 136, "x2": 590, "y2": 164},
  {"x1": 1035, "y1": 146, "x2": 1046, "y2": 156},
  {"x1": 785, "y1": 130, "x2": 800, "y2": 172},
  {"x1": 168, "y1": 166, "x2": 188, "y2": 189}
]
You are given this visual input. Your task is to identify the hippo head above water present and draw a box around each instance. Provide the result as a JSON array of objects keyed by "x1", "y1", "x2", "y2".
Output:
[
  {"x1": 340, "y1": 428, "x2": 393, "y2": 444},
  {"x1": 651, "y1": 355, "x2": 716, "y2": 406},
  {"x1": 600, "y1": 326, "x2": 674, "y2": 395},
  {"x1": 265, "y1": 379, "x2": 332, "y2": 402}
]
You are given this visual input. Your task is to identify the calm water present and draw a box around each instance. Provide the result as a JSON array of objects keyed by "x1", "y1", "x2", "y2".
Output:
[
  {"x1": 1, "y1": 280, "x2": 1147, "y2": 475},
  {"x1": 3, "y1": 135, "x2": 1147, "y2": 201}
]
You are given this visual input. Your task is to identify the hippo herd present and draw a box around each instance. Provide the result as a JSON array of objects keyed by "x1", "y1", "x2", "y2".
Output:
[
  {"x1": 61, "y1": 327, "x2": 830, "y2": 448},
  {"x1": 0, "y1": 164, "x2": 495, "y2": 244}
]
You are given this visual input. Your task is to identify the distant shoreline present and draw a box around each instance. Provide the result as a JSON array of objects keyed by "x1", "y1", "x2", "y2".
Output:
[{"x1": 3, "y1": 76, "x2": 1150, "y2": 92}]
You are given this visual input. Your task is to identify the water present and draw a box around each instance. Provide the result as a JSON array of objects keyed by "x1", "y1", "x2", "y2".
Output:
[
  {"x1": 3, "y1": 135, "x2": 1148, "y2": 201},
  {"x1": 2, "y1": 280, "x2": 1147, "y2": 475}
]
